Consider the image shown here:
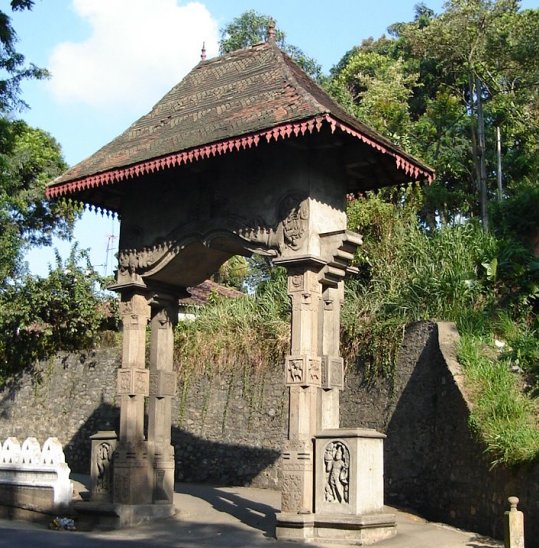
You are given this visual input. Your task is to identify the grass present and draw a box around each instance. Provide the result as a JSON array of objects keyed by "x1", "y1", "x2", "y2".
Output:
[{"x1": 458, "y1": 333, "x2": 539, "y2": 466}]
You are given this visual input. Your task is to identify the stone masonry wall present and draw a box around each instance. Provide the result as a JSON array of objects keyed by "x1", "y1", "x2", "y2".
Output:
[
  {"x1": 341, "y1": 321, "x2": 539, "y2": 547},
  {"x1": 0, "y1": 323, "x2": 537, "y2": 545}
]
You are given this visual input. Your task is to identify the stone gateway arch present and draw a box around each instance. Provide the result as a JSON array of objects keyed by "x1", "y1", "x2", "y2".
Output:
[{"x1": 46, "y1": 34, "x2": 433, "y2": 544}]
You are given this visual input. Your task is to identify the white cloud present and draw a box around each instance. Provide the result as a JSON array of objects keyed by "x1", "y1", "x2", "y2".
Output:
[{"x1": 47, "y1": 0, "x2": 218, "y2": 112}]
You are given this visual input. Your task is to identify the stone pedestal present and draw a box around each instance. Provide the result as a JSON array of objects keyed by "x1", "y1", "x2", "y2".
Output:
[
  {"x1": 277, "y1": 429, "x2": 396, "y2": 545},
  {"x1": 315, "y1": 429, "x2": 385, "y2": 515},
  {"x1": 90, "y1": 431, "x2": 117, "y2": 502}
]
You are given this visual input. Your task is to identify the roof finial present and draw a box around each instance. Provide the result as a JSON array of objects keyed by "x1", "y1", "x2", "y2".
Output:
[
  {"x1": 267, "y1": 19, "x2": 276, "y2": 44},
  {"x1": 200, "y1": 41, "x2": 206, "y2": 61}
]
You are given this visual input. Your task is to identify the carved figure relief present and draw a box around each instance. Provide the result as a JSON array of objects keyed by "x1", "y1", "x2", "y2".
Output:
[
  {"x1": 323, "y1": 441, "x2": 349, "y2": 504},
  {"x1": 134, "y1": 371, "x2": 146, "y2": 394},
  {"x1": 308, "y1": 358, "x2": 321, "y2": 384},
  {"x1": 279, "y1": 194, "x2": 309, "y2": 250},
  {"x1": 96, "y1": 442, "x2": 113, "y2": 492},
  {"x1": 117, "y1": 370, "x2": 131, "y2": 395},
  {"x1": 287, "y1": 358, "x2": 304, "y2": 383}
]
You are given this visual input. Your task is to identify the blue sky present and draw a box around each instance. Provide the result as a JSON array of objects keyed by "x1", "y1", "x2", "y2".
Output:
[{"x1": 12, "y1": 0, "x2": 537, "y2": 277}]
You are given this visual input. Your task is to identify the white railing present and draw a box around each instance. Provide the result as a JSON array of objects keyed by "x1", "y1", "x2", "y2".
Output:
[{"x1": 0, "y1": 437, "x2": 72, "y2": 507}]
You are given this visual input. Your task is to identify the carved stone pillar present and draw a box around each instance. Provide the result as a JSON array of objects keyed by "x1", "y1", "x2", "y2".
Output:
[
  {"x1": 281, "y1": 266, "x2": 322, "y2": 516},
  {"x1": 319, "y1": 283, "x2": 345, "y2": 430},
  {"x1": 113, "y1": 290, "x2": 152, "y2": 504},
  {"x1": 148, "y1": 294, "x2": 178, "y2": 504}
]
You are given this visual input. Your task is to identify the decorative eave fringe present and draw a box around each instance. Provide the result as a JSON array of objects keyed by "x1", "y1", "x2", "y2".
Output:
[{"x1": 46, "y1": 114, "x2": 434, "y2": 200}]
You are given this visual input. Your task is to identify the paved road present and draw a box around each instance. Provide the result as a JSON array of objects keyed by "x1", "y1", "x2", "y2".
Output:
[{"x1": 0, "y1": 481, "x2": 503, "y2": 547}]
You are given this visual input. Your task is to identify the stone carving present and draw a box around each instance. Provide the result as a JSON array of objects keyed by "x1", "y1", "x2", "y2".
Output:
[
  {"x1": 134, "y1": 370, "x2": 148, "y2": 394},
  {"x1": 116, "y1": 214, "x2": 281, "y2": 284},
  {"x1": 280, "y1": 194, "x2": 309, "y2": 250},
  {"x1": 117, "y1": 368, "x2": 150, "y2": 396},
  {"x1": 309, "y1": 358, "x2": 321, "y2": 384},
  {"x1": 117, "y1": 370, "x2": 132, "y2": 395},
  {"x1": 0, "y1": 437, "x2": 72, "y2": 507},
  {"x1": 286, "y1": 356, "x2": 322, "y2": 387},
  {"x1": 90, "y1": 431, "x2": 117, "y2": 502},
  {"x1": 96, "y1": 442, "x2": 113, "y2": 492},
  {"x1": 323, "y1": 441, "x2": 350, "y2": 504},
  {"x1": 287, "y1": 358, "x2": 304, "y2": 384},
  {"x1": 149, "y1": 370, "x2": 177, "y2": 398},
  {"x1": 321, "y1": 356, "x2": 344, "y2": 390},
  {"x1": 280, "y1": 471, "x2": 304, "y2": 513}
]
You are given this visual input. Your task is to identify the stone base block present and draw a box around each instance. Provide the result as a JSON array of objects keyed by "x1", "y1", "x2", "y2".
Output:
[
  {"x1": 276, "y1": 511, "x2": 396, "y2": 545},
  {"x1": 74, "y1": 501, "x2": 175, "y2": 530}
]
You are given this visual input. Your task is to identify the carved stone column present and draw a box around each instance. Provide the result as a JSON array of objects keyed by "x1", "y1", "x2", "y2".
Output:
[
  {"x1": 113, "y1": 289, "x2": 152, "y2": 504},
  {"x1": 148, "y1": 294, "x2": 178, "y2": 504},
  {"x1": 281, "y1": 266, "x2": 322, "y2": 516},
  {"x1": 319, "y1": 283, "x2": 345, "y2": 430}
]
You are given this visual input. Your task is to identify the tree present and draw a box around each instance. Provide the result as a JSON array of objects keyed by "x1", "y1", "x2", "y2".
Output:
[
  {"x1": 397, "y1": 0, "x2": 539, "y2": 227},
  {"x1": 219, "y1": 10, "x2": 323, "y2": 81},
  {"x1": 326, "y1": 50, "x2": 419, "y2": 146},
  {"x1": 0, "y1": 120, "x2": 75, "y2": 285},
  {"x1": 0, "y1": 0, "x2": 47, "y2": 112},
  {"x1": 0, "y1": 247, "x2": 118, "y2": 382},
  {"x1": 328, "y1": 0, "x2": 539, "y2": 228},
  {"x1": 0, "y1": 3, "x2": 77, "y2": 285}
]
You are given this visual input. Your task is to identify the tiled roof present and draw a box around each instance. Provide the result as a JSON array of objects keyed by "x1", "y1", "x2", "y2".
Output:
[
  {"x1": 179, "y1": 280, "x2": 245, "y2": 307},
  {"x1": 47, "y1": 42, "x2": 433, "y2": 199}
]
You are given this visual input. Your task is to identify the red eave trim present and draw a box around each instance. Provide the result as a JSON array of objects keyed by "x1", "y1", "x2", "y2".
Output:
[{"x1": 46, "y1": 114, "x2": 434, "y2": 199}]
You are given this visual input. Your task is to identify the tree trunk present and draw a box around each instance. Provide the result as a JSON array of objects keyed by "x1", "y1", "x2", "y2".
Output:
[{"x1": 476, "y1": 76, "x2": 489, "y2": 232}]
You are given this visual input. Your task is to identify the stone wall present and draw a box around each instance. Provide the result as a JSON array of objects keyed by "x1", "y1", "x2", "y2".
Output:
[
  {"x1": 341, "y1": 321, "x2": 539, "y2": 547},
  {"x1": 0, "y1": 350, "x2": 119, "y2": 474},
  {"x1": 0, "y1": 323, "x2": 537, "y2": 545}
]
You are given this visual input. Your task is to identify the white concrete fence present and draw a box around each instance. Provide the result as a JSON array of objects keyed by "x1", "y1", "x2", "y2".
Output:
[{"x1": 0, "y1": 437, "x2": 72, "y2": 508}]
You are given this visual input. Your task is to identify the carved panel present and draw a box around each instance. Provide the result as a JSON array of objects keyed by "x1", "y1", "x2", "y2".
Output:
[
  {"x1": 281, "y1": 471, "x2": 304, "y2": 513},
  {"x1": 117, "y1": 369, "x2": 150, "y2": 396},
  {"x1": 285, "y1": 356, "x2": 322, "y2": 387},
  {"x1": 281, "y1": 457, "x2": 313, "y2": 514},
  {"x1": 286, "y1": 356, "x2": 306, "y2": 385},
  {"x1": 321, "y1": 356, "x2": 344, "y2": 389},
  {"x1": 149, "y1": 371, "x2": 177, "y2": 398},
  {"x1": 308, "y1": 358, "x2": 322, "y2": 386},
  {"x1": 323, "y1": 440, "x2": 350, "y2": 504}
]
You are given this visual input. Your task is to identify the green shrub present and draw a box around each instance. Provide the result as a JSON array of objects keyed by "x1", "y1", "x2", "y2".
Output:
[{"x1": 0, "y1": 247, "x2": 117, "y2": 384}]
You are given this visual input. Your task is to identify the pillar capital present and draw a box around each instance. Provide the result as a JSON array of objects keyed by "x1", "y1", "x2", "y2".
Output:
[{"x1": 150, "y1": 292, "x2": 179, "y2": 330}]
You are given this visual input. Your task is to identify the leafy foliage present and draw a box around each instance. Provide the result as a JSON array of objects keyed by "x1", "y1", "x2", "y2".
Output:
[
  {"x1": 342, "y1": 187, "x2": 538, "y2": 464},
  {"x1": 0, "y1": 247, "x2": 118, "y2": 384},
  {"x1": 0, "y1": 120, "x2": 79, "y2": 285},
  {"x1": 342, "y1": 189, "x2": 499, "y2": 375},
  {"x1": 0, "y1": 0, "x2": 47, "y2": 112},
  {"x1": 327, "y1": 0, "x2": 539, "y2": 227}
]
